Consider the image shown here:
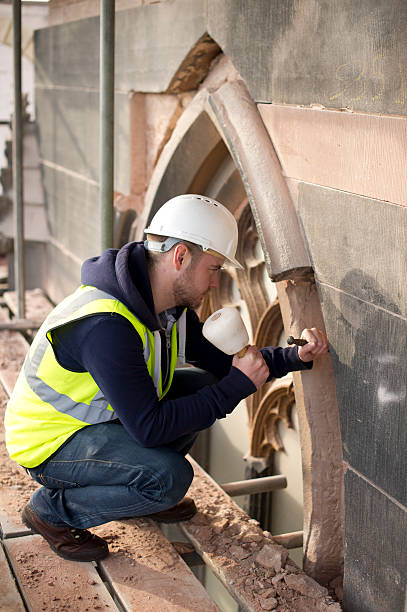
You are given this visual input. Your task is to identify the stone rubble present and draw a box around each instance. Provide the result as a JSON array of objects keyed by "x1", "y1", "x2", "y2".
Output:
[{"x1": 181, "y1": 460, "x2": 343, "y2": 611}]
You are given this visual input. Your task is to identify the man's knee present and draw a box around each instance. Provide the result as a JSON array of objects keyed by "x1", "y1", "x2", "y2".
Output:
[
  {"x1": 164, "y1": 454, "x2": 194, "y2": 505},
  {"x1": 128, "y1": 451, "x2": 193, "y2": 506}
]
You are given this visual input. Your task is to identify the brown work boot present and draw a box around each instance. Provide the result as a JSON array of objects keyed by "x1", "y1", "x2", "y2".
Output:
[
  {"x1": 146, "y1": 496, "x2": 197, "y2": 523},
  {"x1": 21, "y1": 504, "x2": 109, "y2": 562}
]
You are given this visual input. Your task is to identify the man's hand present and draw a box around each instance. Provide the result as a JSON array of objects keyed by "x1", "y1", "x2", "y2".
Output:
[
  {"x1": 297, "y1": 328, "x2": 329, "y2": 363},
  {"x1": 232, "y1": 346, "x2": 269, "y2": 389}
]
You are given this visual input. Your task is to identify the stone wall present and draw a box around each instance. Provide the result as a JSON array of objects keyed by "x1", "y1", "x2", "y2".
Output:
[
  {"x1": 34, "y1": 0, "x2": 210, "y2": 301},
  {"x1": 34, "y1": 1, "x2": 406, "y2": 610},
  {"x1": 208, "y1": 0, "x2": 407, "y2": 116},
  {"x1": 244, "y1": 2, "x2": 406, "y2": 610},
  {"x1": 47, "y1": 0, "x2": 168, "y2": 26}
]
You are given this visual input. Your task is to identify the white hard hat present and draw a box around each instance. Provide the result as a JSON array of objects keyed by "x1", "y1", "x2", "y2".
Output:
[{"x1": 144, "y1": 194, "x2": 243, "y2": 269}]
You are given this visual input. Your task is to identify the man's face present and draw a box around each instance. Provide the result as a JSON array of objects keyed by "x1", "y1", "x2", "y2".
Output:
[{"x1": 173, "y1": 252, "x2": 223, "y2": 309}]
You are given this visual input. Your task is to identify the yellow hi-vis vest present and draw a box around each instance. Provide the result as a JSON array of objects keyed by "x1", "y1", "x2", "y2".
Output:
[{"x1": 5, "y1": 285, "x2": 187, "y2": 468}]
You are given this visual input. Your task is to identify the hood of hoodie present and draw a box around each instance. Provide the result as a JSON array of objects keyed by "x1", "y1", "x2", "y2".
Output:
[{"x1": 81, "y1": 241, "x2": 162, "y2": 331}]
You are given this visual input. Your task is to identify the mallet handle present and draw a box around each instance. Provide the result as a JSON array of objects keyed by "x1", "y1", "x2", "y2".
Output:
[{"x1": 237, "y1": 346, "x2": 249, "y2": 357}]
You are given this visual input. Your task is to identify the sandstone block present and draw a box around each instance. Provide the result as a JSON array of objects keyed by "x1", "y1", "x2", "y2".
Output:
[
  {"x1": 255, "y1": 544, "x2": 288, "y2": 572},
  {"x1": 230, "y1": 545, "x2": 251, "y2": 560},
  {"x1": 259, "y1": 588, "x2": 277, "y2": 598},
  {"x1": 284, "y1": 572, "x2": 328, "y2": 599},
  {"x1": 259, "y1": 597, "x2": 278, "y2": 610},
  {"x1": 271, "y1": 572, "x2": 285, "y2": 586}
]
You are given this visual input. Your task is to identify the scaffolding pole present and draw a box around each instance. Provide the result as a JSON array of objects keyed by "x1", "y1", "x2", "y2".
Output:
[
  {"x1": 12, "y1": 0, "x2": 25, "y2": 318},
  {"x1": 221, "y1": 474, "x2": 287, "y2": 496},
  {"x1": 99, "y1": 0, "x2": 115, "y2": 251}
]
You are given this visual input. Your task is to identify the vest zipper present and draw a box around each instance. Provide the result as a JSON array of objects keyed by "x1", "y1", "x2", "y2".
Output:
[{"x1": 162, "y1": 328, "x2": 171, "y2": 390}]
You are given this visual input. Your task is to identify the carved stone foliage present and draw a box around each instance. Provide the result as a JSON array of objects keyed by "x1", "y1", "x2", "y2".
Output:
[
  {"x1": 250, "y1": 379, "x2": 295, "y2": 459},
  {"x1": 166, "y1": 34, "x2": 221, "y2": 94},
  {"x1": 200, "y1": 200, "x2": 295, "y2": 466}
]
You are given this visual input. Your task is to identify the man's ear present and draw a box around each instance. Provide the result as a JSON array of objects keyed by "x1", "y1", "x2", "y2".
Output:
[{"x1": 173, "y1": 243, "x2": 190, "y2": 271}]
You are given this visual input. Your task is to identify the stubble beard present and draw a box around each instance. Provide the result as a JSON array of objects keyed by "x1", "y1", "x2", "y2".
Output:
[{"x1": 173, "y1": 270, "x2": 206, "y2": 310}]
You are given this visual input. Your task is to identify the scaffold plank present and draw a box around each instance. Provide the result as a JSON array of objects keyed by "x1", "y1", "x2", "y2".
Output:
[
  {"x1": 95, "y1": 517, "x2": 220, "y2": 611},
  {"x1": 0, "y1": 544, "x2": 25, "y2": 611},
  {"x1": 5, "y1": 535, "x2": 116, "y2": 612}
]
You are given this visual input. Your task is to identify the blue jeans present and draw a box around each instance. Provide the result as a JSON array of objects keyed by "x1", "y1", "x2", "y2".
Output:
[{"x1": 28, "y1": 368, "x2": 217, "y2": 529}]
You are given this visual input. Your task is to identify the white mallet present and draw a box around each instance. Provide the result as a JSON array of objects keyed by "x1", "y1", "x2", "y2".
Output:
[{"x1": 203, "y1": 307, "x2": 249, "y2": 357}]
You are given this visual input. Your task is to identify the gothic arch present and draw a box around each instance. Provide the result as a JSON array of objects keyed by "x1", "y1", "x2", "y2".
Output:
[{"x1": 135, "y1": 59, "x2": 343, "y2": 584}]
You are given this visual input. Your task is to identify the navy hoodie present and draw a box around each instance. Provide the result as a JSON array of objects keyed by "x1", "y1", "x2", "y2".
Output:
[{"x1": 50, "y1": 242, "x2": 311, "y2": 447}]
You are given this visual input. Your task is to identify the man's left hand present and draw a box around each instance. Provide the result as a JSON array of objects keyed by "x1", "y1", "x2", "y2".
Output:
[{"x1": 297, "y1": 328, "x2": 329, "y2": 363}]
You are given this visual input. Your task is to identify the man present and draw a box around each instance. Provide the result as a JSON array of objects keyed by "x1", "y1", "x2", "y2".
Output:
[{"x1": 4, "y1": 194, "x2": 328, "y2": 562}]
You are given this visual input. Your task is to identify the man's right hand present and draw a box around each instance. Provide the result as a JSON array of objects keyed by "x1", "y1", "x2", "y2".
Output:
[{"x1": 232, "y1": 346, "x2": 269, "y2": 389}]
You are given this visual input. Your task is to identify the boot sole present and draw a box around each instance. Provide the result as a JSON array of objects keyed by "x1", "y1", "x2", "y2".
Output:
[{"x1": 21, "y1": 506, "x2": 109, "y2": 562}]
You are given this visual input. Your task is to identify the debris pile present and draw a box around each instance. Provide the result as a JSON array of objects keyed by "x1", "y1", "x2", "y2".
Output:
[{"x1": 182, "y1": 461, "x2": 342, "y2": 611}]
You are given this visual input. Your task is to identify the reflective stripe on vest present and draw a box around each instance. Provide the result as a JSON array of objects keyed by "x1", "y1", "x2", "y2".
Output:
[
  {"x1": 6, "y1": 286, "x2": 187, "y2": 467},
  {"x1": 28, "y1": 287, "x2": 187, "y2": 406},
  {"x1": 24, "y1": 347, "x2": 115, "y2": 424},
  {"x1": 24, "y1": 287, "x2": 123, "y2": 423},
  {"x1": 153, "y1": 330, "x2": 161, "y2": 395},
  {"x1": 146, "y1": 311, "x2": 187, "y2": 395},
  {"x1": 177, "y1": 310, "x2": 186, "y2": 367}
]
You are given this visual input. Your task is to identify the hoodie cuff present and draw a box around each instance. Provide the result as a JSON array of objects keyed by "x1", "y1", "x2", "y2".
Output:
[{"x1": 295, "y1": 346, "x2": 313, "y2": 370}]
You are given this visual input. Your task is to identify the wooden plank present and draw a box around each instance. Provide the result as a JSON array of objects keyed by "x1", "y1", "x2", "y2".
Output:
[
  {"x1": 0, "y1": 308, "x2": 29, "y2": 396},
  {"x1": 95, "y1": 518, "x2": 220, "y2": 611},
  {"x1": 5, "y1": 535, "x2": 116, "y2": 612},
  {"x1": 0, "y1": 544, "x2": 25, "y2": 612},
  {"x1": 180, "y1": 457, "x2": 340, "y2": 612},
  {"x1": 3, "y1": 288, "x2": 54, "y2": 321},
  {"x1": 0, "y1": 384, "x2": 38, "y2": 539},
  {"x1": 258, "y1": 104, "x2": 407, "y2": 208}
]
